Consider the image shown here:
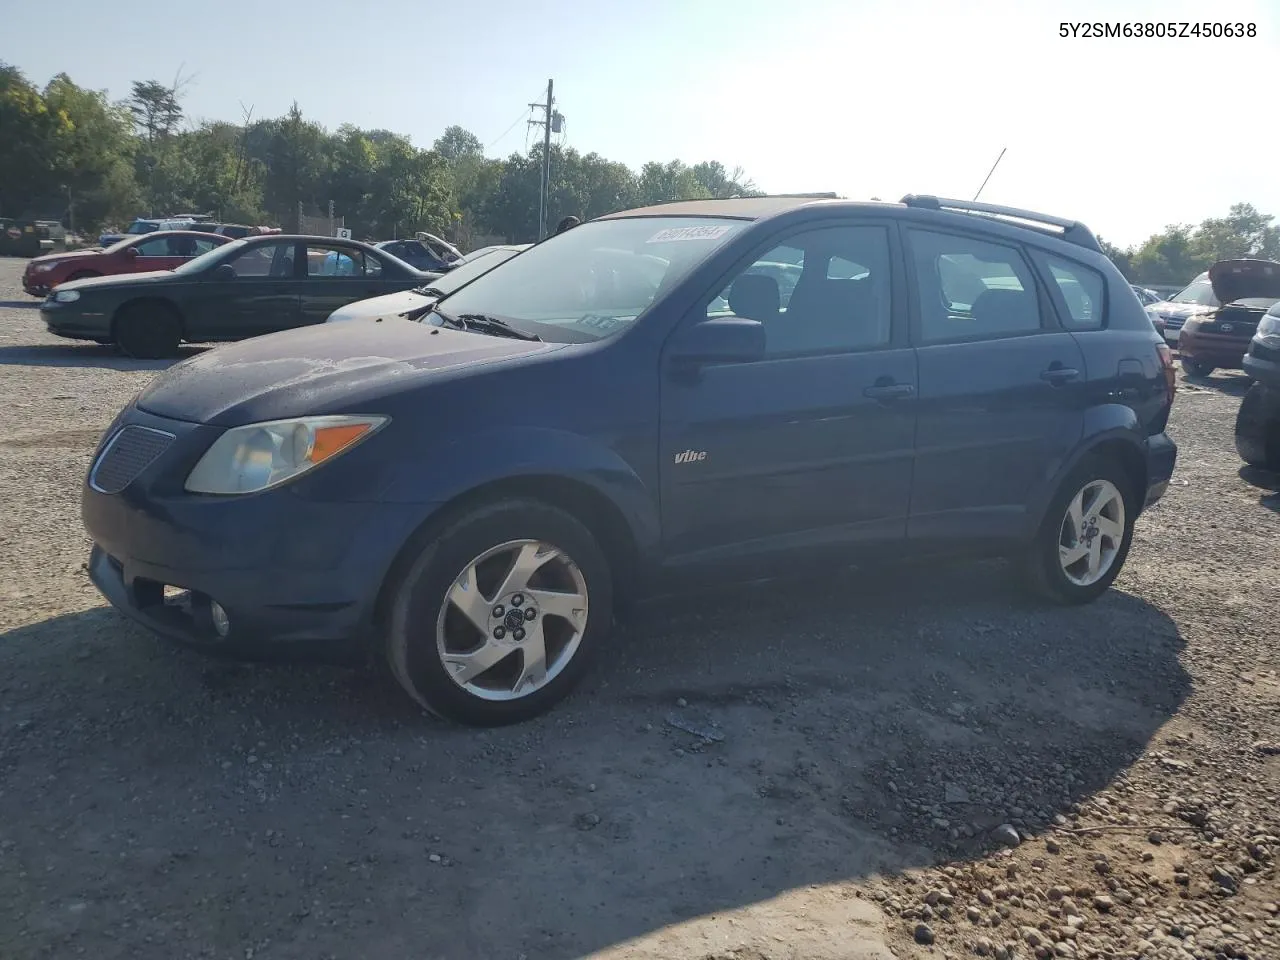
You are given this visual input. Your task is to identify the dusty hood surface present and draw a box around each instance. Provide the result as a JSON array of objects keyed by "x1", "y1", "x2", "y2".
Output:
[
  {"x1": 135, "y1": 319, "x2": 559, "y2": 426},
  {"x1": 1209, "y1": 259, "x2": 1280, "y2": 305}
]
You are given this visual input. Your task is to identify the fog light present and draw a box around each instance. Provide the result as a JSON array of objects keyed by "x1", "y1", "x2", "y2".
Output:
[{"x1": 210, "y1": 601, "x2": 231, "y2": 638}]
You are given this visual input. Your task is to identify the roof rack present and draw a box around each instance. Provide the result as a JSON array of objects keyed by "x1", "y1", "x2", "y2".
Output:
[{"x1": 899, "y1": 195, "x2": 1102, "y2": 253}]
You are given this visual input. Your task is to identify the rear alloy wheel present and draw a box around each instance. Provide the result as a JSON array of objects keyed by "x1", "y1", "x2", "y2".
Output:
[
  {"x1": 385, "y1": 499, "x2": 612, "y2": 725},
  {"x1": 1181, "y1": 358, "x2": 1215, "y2": 377},
  {"x1": 114, "y1": 303, "x2": 182, "y2": 359},
  {"x1": 1235, "y1": 382, "x2": 1280, "y2": 471},
  {"x1": 1024, "y1": 456, "x2": 1135, "y2": 604}
]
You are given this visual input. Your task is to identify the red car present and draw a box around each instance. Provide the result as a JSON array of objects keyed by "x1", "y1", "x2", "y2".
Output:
[{"x1": 22, "y1": 230, "x2": 232, "y2": 297}]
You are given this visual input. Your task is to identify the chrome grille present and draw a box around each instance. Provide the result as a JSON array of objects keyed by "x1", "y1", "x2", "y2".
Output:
[{"x1": 89, "y1": 425, "x2": 175, "y2": 494}]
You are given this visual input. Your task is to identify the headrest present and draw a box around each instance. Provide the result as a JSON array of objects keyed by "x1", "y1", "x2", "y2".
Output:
[
  {"x1": 728, "y1": 273, "x2": 780, "y2": 321},
  {"x1": 970, "y1": 287, "x2": 1037, "y2": 328}
]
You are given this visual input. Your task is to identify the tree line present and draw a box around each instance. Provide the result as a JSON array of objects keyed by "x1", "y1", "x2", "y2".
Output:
[
  {"x1": 1099, "y1": 204, "x2": 1280, "y2": 288},
  {"x1": 0, "y1": 65, "x2": 760, "y2": 248},
  {"x1": 3, "y1": 63, "x2": 1277, "y2": 274}
]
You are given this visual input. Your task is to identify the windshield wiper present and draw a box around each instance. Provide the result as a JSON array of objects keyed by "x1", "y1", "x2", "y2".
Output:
[
  {"x1": 412, "y1": 284, "x2": 446, "y2": 297},
  {"x1": 431, "y1": 306, "x2": 541, "y2": 341}
]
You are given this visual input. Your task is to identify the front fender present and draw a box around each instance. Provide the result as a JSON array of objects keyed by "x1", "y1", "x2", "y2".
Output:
[
  {"x1": 1024, "y1": 403, "x2": 1146, "y2": 537},
  {"x1": 377, "y1": 425, "x2": 661, "y2": 559}
]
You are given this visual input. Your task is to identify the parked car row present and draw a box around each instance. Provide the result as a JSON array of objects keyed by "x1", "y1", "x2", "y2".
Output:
[
  {"x1": 73, "y1": 194, "x2": 1180, "y2": 725},
  {"x1": 1144, "y1": 260, "x2": 1280, "y2": 377},
  {"x1": 98, "y1": 216, "x2": 279, "y2": 247}
]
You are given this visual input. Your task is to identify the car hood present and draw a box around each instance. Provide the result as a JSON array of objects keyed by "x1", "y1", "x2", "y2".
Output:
[
  {"x1": 57, "y1": 269, "x2": 176, "y2": 293},
  {"x1": 1209, "y1": 259, "x2": 1280, "y2": 305},
  {"x1": 1150, "y1": 301, "x2": 1212, "y2": 319},
  {"x1": 326, "y1": 288, "x2": 433, "y2": 322},
  {"x1": 28, "y1": 249, "x2": 102, "y2": 267},
  {"x1": 135, "y1": 319, "x2": 564, "y2": 426}
]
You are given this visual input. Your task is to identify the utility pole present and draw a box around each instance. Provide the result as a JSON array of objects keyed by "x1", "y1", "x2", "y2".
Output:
[{"x1": 529, "y1": 79, "x2": 556, "y2": 240}]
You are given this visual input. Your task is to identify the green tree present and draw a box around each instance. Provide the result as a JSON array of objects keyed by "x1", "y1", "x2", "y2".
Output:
[
  {"x1": 1190, "y1": 203, "x2": 1280, "y2": 263},
  {"x1": 128, "y1": 79, "x2": 183, "y2": 142}
]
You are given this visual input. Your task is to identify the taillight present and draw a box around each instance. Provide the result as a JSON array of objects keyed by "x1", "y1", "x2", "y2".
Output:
[{"x1": 1156, "y1": 342, "x2": 1176, "y2": 405}]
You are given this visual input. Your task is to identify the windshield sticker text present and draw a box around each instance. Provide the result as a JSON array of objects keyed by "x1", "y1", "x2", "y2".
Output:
[{"x1": 646, "y1": 225, "x2": 733, "y2": 244}]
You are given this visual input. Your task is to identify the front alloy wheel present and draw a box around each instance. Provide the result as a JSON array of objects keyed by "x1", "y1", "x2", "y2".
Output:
[
  {"x1": 437, "y1": 539, "x2": 589, "y2": 701},
  {"x1": 385, "y1": 499, "x2": 612, "y2": 725}
]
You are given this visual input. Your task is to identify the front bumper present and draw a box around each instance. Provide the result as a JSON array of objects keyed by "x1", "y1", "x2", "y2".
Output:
[
  {"x1": 1177, "y1": 329, "x2": 1250, "y2": 369},
  {"x1": 23, "y1": 273, "x2": 52, "y2": 297},
  {"x1": 82, "y1": 407, "x2": 433, "y2": 658},
  {"x1": 41, "y1": 301, "x2": 111, "y2": 340}
]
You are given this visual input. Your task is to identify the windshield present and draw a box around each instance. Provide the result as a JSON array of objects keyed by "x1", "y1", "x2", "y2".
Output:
[
  {"x1": 125, "y1": 221, "x2": 158, "y2": 235},
  {"x1": 1172, "y1": 278, "x2": 1219, "y2": 307},
  {"x1": 422, "y1": 248, "x2": 522, "y2": 296},
  {"x1": 172, "y1": 238, "x2": 248, "y2": 275},
  {"x1": 436, "y1": 217, "x2": 747, "y2": 342}
]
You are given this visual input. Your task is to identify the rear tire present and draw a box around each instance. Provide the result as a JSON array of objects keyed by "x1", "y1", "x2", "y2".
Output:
[
  {"x1": 1182, "y1": 358, "x2": 1215, "y2": 377},
  {"x1": 1235, "y1": 383, "x2": 1280, "y2": 471},
  {"x1": 114, "y1": 302, "x2": 182, "y2": 359},
  {"x1": 384, "y1": 498, "x2": 613, "y2": 726},
  {"x1": 1022, "y1": 455, "x2": 1136, "y2": 605}
]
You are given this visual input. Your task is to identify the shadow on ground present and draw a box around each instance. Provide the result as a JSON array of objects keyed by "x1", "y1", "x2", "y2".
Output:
[
  {"x1": 0, "y1": 561, "x2": 1188, "y2": 959},
  {"x1": 0, "y1": 300, "x2": 40, "y2": 310},
  {"x1": 0, "y1": 342, "x2": 205, "y2": 371},
  {"x1": 1179, "y1": 368, "x2": 1253, "y2": 397}
]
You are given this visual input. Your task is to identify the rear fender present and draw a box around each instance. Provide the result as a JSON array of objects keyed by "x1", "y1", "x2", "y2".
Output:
[{"x1": 1024, "y1": 403, "x2": 1146, "y2": 536}]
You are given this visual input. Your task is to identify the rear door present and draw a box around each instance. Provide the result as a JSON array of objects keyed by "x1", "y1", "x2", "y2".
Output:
[
  {"x1": 660, "y1": 220, "x2": 918, "y2": 563},
  {"x1": 904, "y1": 227, "x2": 1087, "y2": 541},
  {"x1": 297, "y1": 243, "x2": 392, "y2": 326}
]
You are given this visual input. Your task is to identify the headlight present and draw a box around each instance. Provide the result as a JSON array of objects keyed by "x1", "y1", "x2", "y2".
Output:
[
  {"x1": 185, "y1": 415, "x2": 388, "y2": 495},
  {"x1": 1258, "y1": 314, "x2": 1280, "y2": 338},
  {"x1": 53, "y1": 289, "x2": 80, "y2": 303}
]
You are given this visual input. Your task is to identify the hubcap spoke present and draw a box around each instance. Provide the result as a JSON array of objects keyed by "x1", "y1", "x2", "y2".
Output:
[
  {"x1": 527, "y1": 587, "x2": 587, "y2": 627},
  {"x1": 1095, "y1": 516, "x2": 1124, "y2": 542},
  {"x1": 1066, "y1": 489, "x2": 1085, "y2": 539},
  {"x1": 1059, "y1": 543, "x2": 1089, "y2": 568},
  {"x1": 442, "y1": 640, "x2": 508, "y2": 685},
  {"x1": 513, "y1": 622, "x2": 548, "y2": 693},
  {"x1": 496, "y1": 542, "x2": 559, "y2": 598},
  {"x1": 447, "y1": 566, "x2": 492, "y2": 633}
]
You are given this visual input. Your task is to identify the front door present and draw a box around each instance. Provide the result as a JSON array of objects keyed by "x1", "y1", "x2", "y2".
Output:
[
  {"x1": 903, "y1": 227, "x2": 1087, "y2": 541},
  {"x1": 131, "y1": 233, "x2": 224, "y2": 274},
  {"x1": 659, "y1": 222, "x2": 918, "y2": 564},
  {"x1": 186, "y1": 239, "x2": 303, "y2": 340}
]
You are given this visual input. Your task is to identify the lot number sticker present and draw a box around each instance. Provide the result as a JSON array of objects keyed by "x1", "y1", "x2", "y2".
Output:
[{"x1": 646, "y1": 225, "x2": 733, "y2": 243}]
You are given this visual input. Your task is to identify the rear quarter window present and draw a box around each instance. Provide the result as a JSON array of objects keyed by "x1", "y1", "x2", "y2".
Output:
[{"x1": 1031, "y1": 252, "x2": 1107, "y2": 330}]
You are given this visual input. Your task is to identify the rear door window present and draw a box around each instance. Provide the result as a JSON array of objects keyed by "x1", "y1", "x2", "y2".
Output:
[
  {"x1": 1035, "y1": 253, "x2": 1107, "y2": 330},
  {"x1": 907, "y1": 230, "x2": 1043, "y2": 342}
]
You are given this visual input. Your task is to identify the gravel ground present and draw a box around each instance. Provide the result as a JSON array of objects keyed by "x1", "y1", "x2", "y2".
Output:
[{"x1": 0, "y1": 255, "x2": 1277, "y2": 960}]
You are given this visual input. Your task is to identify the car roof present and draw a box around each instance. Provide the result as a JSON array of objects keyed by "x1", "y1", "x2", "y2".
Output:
[
  {"x1": 597, "y1": 196, "x2": 863, "y2": 221},
  {"x1": 597, "y1": 194, "x2": 1104, "y2": 254},
  {"x1": 128, "y1": 229, "x2": 234, "y2": 240}
]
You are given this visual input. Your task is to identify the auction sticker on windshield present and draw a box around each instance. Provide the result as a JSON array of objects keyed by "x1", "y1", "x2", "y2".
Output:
[{"x1": 646, "y1": 225, "x2": 734, "y2": 243}]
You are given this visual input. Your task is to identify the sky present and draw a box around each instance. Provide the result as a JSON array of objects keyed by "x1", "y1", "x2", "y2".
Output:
[{"x1": 3, "y1": 0, "x2": 1277, "y2": 249}]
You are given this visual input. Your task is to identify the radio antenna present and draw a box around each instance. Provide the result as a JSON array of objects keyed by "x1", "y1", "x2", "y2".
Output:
[{"x1": 973, "y1": 147, "x2": 1007, "y2": 201}]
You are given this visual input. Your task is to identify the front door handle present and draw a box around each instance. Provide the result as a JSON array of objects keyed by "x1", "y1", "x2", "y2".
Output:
[
  {"x1": 863, "y1": 382, "x2": 916, "y2": 400},
  {"x1": 1040, "y1": 365, "x2": 1080, "y2": 384}
]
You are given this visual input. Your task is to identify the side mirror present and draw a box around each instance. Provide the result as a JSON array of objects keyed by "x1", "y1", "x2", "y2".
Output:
[
  {"x1": 668, "y1": 317, "x2": 766, "y2": 366},
  {"x1": 212, "y1": 263, "x2": 236, "y2": 281},
  {"x1": 124, "y1": 247, "x2": 139, "y2": 258}
]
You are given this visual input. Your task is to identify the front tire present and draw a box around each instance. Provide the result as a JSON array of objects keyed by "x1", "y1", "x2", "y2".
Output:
[
  {"x1": 114, "y1": 302, "x2": 182, "y2": 359},
  {"x1": 1235, "y1": 383, "x2": 1280, "y2": 471},
  {"x1": 1023, "y1": 455, "x2": 1136, "y2": 605},
  {"x1": 385, "y1": 499, "x2": 613, "y2": 726}
]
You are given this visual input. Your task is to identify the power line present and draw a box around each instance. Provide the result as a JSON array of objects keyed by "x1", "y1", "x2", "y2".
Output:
[{"x1": 486, "y1": 108, "x2": 532, "y2": 151}]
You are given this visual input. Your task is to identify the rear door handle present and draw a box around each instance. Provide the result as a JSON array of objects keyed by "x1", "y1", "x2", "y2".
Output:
[
  {"x1": 863, "y1": 382, "x2": 916, "y2": 400},
  {"x1": 1040, "y1": 366, "x2": 1080, "y2": 384}
]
